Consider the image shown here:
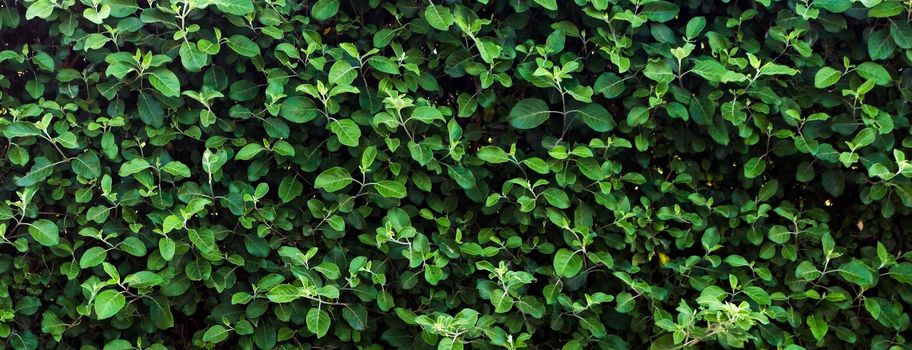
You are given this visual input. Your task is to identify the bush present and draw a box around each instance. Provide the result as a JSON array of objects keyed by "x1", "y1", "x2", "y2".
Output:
[{"x1": 2, "y1": 0, "x2": 912, "y2": 348}]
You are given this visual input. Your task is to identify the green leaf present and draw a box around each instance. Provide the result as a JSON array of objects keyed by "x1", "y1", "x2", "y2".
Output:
[
  {"x1": 475, "y1": 37, "x2": 501, "y2": 64},
  {"x1": 509, "y1": 98, "x2": 551, "y2": 129},
  {"x1": 137, "y1": 93, "x2": 164, "y2": 127},
  {"x1": 573, "y1": 104, "x2": 615, "y2": 132},
  {"x1": 644, "y1": 60, "x2": 674, "y2": 83},
  {"x1": 593, "y1": 72, "x2": 625, "y2": 98},
  {"x1": 744, "y1": 157, "x2": 766, "y2": 178},
  {"x1": 94, "y1": 290, "x2": 126, "y2": 320},
  {"x1": 342, "y1": 305, "x2": 368, "y2": 331},
  {"x1": 330, "y1": 119, "x2": 361, "y2": 147},
  {"x1": 615, "y1": 292, "x2": 635, "y2": 313},
  {"x1": 553, "y1": 248, "x2": 583, "y2": 278},
  {"x1": 814, "y1": 0, "x2": 851, "y2": 12},
  {"x1": 424, "y1": 5, "x2": 454, "y2": 31},
  {"x1": 814, "y1": 67, "x2": 841, "y2": 88},
  {"x1": 759, "y1": 63, "x2": 798, "y2": 76},
  {"x1": 642, "y1": 1, "x2": 679, "y2": 22},
  {"x1": 202, "y1": 325, "x2": 231, "y2": 343},
  {"x1": 279, "y1": 97, "x2": 320, "y2": 123},
  {"x1": 375, "y1": 180, "x2": 407, "y2": 199},
  {"x1": 227, "y1": 35, "x2": 260, "y2": 57},
  {"x1": 477, "y1": 146, "x2": 510, "y2": 164},
  {"x1": 188, "y1": 228, "x2": 216, "y2": 253},
  {"x1": 856, "y1": 62, "x2": 892, "y2": 85},
  {"x1": 685, "y1": 16, "x2": 706, "y2": 38},
  {"x1": 768, "y1": 225, "x2": 791, "y2": 244},
  {"x1": 118, "y1": 158, "x2": 151, "y2": 177},
  {"x1": 2, "y1": 121, "x2": 42, "y2": 138},
  {"x1": 162, "y1": 161, "x2": 191, "y2": 178},
  {"x1": 306, "y1": 308, "x2": 331, "y2": 338},
  {"x1": 534, "y1": 0, "x2": 557, "y2": 11},
  {"x1": 850, "y1": 127, "x2": 876, "y2": 149},
  {"x1": 889, "y1": 263, "x2": 912, "y2": 285},
  {"x1": 838, "y1": 259, "x2": 874, "y2": 286},
  {"x1": 278, "y1": 176, "x2": 304, "y2": 203},
  {"x1": 15, "y1": 157, "x2": 56, "y2": 187},
  {"x1": 626, "y1": 106, "x2": 649, "y2": 126},
  {"x1": 742, "y1": 286, "x2": 770, "y2": 305},
  {"x1": 447, "y1": 165, "x2": 476, "y2": 189},
  {"x1": 315, "y1": 167, "x2": 352, "y2": 192},
  {"x1": 373, "y1": 29, "x2": 396, "y2": 48},
  {"x1": 807, "y1": 315, "x2": 828, "y2": 341},
  {"x1": 26, "y1": 0, "x2": 54, "y2": 19},
  {"x1": 410, "y1": 106, "x2": 444, "y2": 124},
  {"x1": 159, "y1": 238, "x2": 176, "y2": 261},
  {"x1": 311, "y1": 0, "x2": 339, "y2": 21},
  {"x1": 148, "y1": 69, "x2": 181, "y2": 97},
  {"x1": 120, "y1": 237, "x2": 147, "y2": 257},
  {"x1": 891, "y1": 21, "x2": 912, "y2": 49},
  {"x1": 28, "y1": 219, "x2": 59, "y2": 246},
  {"x1": 214, "y1": 0, "x2": 254, "y2": 16},
  {"x1": 691, "y1": 58, "x2": 727, "y2": 82},
  {"x1": 490, "y1": 289, "x2": 514, "y2": 313},
  {"x1": 438, "y1": 338, "x2": 464, "y2": 350},
  {"x1": 235, "y1": 143, "x2": 265, "y2": 160},
  {"x1": 162, "y1": 215, "x2": 183, "y2": 234},
  {"x1": 267, "y1": 284, "x2": 301, "y2": 303},
  {"x1": 868, "y1": 29, "x2": 895, "y2": 60},
  {"x1": 179, "y1": 42, "x2": 208, "y2": 72},
  {"x1": 868, "y1": 1, "x2": 902, "y2": 17},
  {"x1": 73, "y1": 151, "x2": 102, "y2": 179},
  {"x1": 86, "y1": 205, "x2": 110, "y2": 223},
  {"x1": 542, "y1": 188, "x2": 570, "y2": 209},
  {"x1": 328, "y1": 60, "x2": 357, "y2": 86},
  {"x1": 264, "y1": 118, "x2": 290, "y2": 138},
  {"x1": 83, "y1": 34, "x2": 110, "y2": 51},
  {"x1": 125, "y1": 271, "x2": 163, "y2": 288},
  {"x1": 80, "y1": 247, "x2": 108, "y2": 268}
]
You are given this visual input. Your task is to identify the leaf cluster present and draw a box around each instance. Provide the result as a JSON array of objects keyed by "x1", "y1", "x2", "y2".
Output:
[{"x1": 2, "y1": 0, "x2": 912, "y2": 349}]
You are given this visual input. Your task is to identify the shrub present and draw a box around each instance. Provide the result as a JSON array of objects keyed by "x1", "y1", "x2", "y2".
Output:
[{"x1": 2, "y1": 0, "x2": 912, "y2": 349}]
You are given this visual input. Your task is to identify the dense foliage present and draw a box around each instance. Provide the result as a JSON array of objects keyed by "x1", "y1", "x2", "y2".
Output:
[{"x1": 2, "y1": 0, "x2": 912, "y2": 348}]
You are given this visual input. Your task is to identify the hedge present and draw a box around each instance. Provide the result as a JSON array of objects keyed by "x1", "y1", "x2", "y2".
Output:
[{"x1": 2, "y1": 0, "x2": 912, "y2": 349}]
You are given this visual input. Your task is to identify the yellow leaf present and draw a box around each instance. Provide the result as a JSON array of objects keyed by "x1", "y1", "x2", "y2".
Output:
[{"x1": 658, "y1": 252, "x2": 670, "y2": 266}]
